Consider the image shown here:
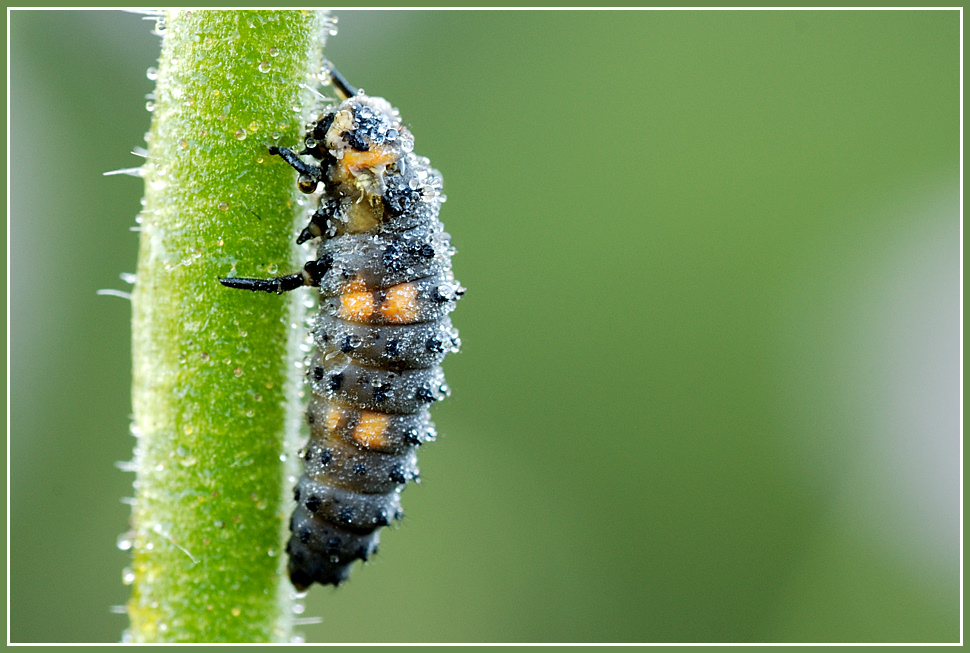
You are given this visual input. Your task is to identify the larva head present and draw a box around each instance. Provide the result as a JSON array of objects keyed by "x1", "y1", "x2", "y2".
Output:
[
  {"x1": 327, "y1": 96, "x2": 409, "y2": 152},
  {"x1": 317, "y1": 95, "x2": 413, "y2": 196},
  {"x1": 303, "y1": 95, "x2": 418, "y2": 234}
]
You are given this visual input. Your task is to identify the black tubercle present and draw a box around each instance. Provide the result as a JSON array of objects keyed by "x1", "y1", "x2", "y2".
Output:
[
  {"x1": 382, "y1": 178, "x2": 422, "y2": 217},
  {"x1": 342, "y1": 129, "x2": 370, "y2": 152}
]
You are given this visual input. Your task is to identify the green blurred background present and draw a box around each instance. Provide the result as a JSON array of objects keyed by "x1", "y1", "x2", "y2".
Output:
[{"x1": 9, "y1": 9, "x2": 960, "y2": 643}]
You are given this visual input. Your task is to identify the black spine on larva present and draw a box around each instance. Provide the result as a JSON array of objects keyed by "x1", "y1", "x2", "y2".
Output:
[{"x1": 276, "y1": 93, "x2": 461, "y2": 590}]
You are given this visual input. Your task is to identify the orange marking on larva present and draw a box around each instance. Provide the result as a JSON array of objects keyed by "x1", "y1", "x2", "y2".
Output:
[
  {"x1": 325, "y1": 405, "x2": 345, "y2": 432},
  {"x1": 342, "y1": 276, "x2": 368, "y2": 294},
  {"x1": 352, "y1": 411, "x2": 390, "y2": 448},
  {"x1": 380, "y1": 283, "x2": 420, "y2": 324},
  {"x1": 340, "y1": 291, "x2": 375, "y2": 321},
  {"x1": 342, "y1": 149, "x2": 396, "y2": 173}
]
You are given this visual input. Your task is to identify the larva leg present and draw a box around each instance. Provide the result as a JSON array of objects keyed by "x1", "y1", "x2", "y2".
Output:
[
  {"x1": 268, "y1": 145, "x2": 321, "y2": 194},
  {"x1": 219, "y1": 255, "x2": 333, "y2": 294},
  {"x1": 296, "y1": 198, "x2": 338, "y2": 245},
  {"x1": 218, "y1": 273, "x2": 305, "y2": 294}
]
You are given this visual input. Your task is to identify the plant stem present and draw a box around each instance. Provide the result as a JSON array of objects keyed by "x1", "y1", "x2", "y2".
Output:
[{"x1": 127, "y1": 10, "x2": 329, "y2": 643}]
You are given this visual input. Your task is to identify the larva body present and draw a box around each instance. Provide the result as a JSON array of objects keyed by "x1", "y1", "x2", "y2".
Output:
[{"x1": 221, "y1": 77, "x2": 461, "y2": 590}]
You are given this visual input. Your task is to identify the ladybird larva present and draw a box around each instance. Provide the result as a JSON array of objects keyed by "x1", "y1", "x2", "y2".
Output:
[{"x1": 220, "y1": 68, "x2": 462, "y2": 590}]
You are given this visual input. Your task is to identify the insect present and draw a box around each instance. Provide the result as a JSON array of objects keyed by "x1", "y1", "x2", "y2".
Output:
[{"x1": 220, "y1": 68, "x2": 462, "y2": 590}]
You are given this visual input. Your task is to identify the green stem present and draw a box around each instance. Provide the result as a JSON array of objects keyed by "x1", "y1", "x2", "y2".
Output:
[{"x1": 128, "y1": 10, "x2": 329, "y2": 643}]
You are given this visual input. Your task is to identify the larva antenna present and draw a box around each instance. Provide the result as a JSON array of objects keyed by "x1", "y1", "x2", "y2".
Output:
[{"x1": 327, "y1": 65, "x2": 358, "y2": 100}]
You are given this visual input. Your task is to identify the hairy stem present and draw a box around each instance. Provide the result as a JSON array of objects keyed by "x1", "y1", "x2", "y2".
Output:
[{"x1": 127, "y1": 10, "x2": 329, "y2": 643}]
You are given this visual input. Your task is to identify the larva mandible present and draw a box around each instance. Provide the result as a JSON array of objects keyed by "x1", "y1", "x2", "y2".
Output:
[{"x1": 220, "y1": 68, "x2": 462, "y2": 590}]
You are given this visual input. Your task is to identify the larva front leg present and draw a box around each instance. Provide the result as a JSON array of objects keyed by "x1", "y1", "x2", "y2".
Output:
[{"x1": 218, "y1": 255, "x2": 332, "y2": 295}]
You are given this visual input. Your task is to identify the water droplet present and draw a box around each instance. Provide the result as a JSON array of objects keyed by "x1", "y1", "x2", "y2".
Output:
[
  {"x1": 183, "y1": 424, "x2": 194, "y2": 435},
  {"x1": 254, "y1": 394, "x2": 262, "y2": 402},
  {"x1": 292, "y1": 602, "x2": 306, "y2": 615},
  {"x1": 231, "y1": 607, "x2": 242, "y2": 617},
  {"x1": 233, "y1": 367, "x2": 243, "y2": 377},
  {"x1": 268, "y1": 46, "x2": 279, "y2": 57},
  {"x1": 179, "y1": 139, "x2": 188, "y2": 150},
  {"x1": 218, "y1": 202, "x2": 229, "y2": 211},
  {"x1": 248, "y1": 121, "x2": 259, "y2": 133},
  {"x1": 214, "y1": 520, "x2": 224, "y2": 529},
  {"x1": 267, "y1": 547, "x2": 277, "y2": 557},
  {"x1": 258, "y1": 61, "x2": 271, "y2": 73},
  {"x1": 122, "y1": 567, "x2": 136, "y2": 585},
  {"x1": 116, "y1": 532, "x2": 134, "y2": 551},
  {"x1": 146, "y1": 67, "x2": 158, "y2": 81},
  {"x1": 234, "y1": 128, "x2": 247, "y2": 140},
  {"x1": 145, "y1": 101, "x2": 155, "y2": 112},
  {"x1": 267, "y1": 263, "x2": 278, "y2": 274}
]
